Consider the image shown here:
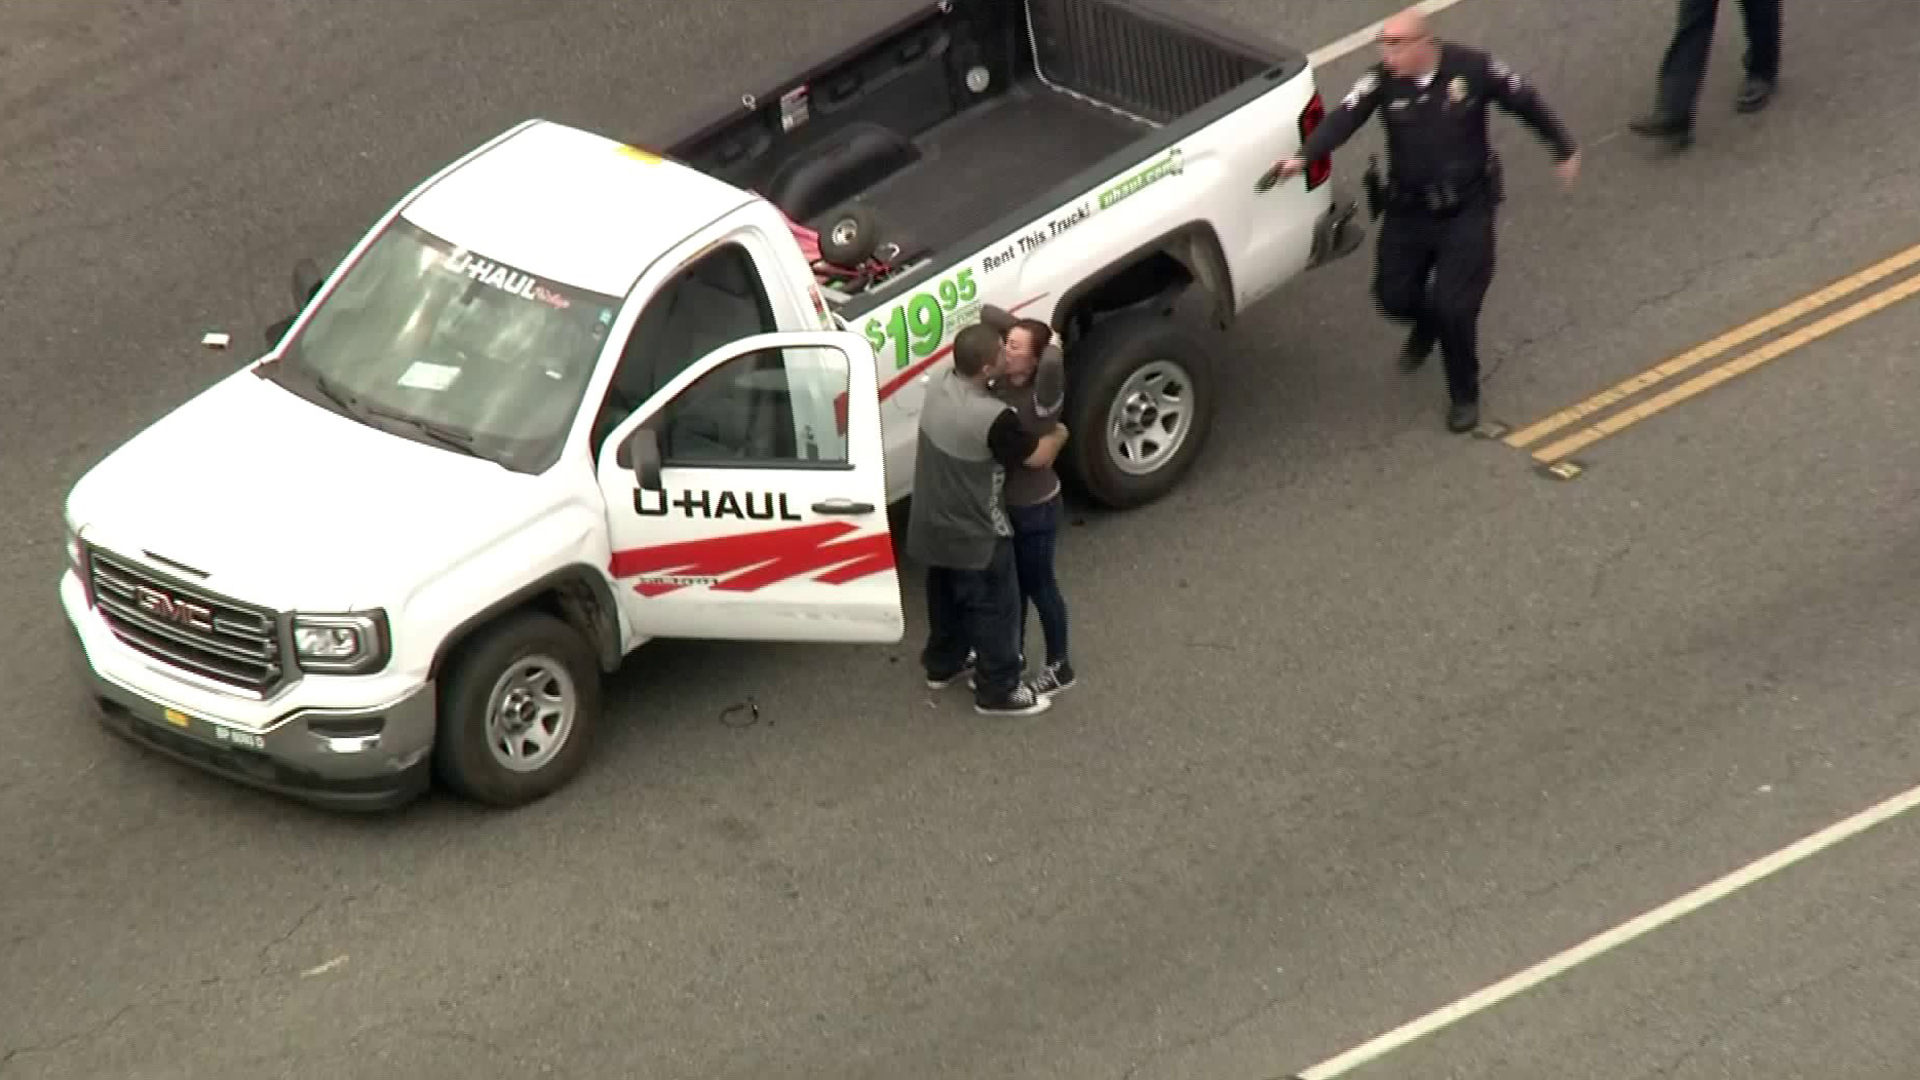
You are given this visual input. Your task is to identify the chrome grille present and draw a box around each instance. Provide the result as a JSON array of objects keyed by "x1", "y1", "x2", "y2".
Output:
[{"x1": 87, "y1": 547, "x2": 284, "y2": 694}]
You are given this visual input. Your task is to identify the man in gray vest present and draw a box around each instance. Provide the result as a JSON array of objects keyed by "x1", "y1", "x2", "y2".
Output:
[{"x1": 910, "y1": 322, "x2": 1070, "y2": 716}]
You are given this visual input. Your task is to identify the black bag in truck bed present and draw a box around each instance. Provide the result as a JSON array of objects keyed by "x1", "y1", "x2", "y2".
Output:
[{"x1": 659, "y1": 0, "x2": 1309, "y2": 315}]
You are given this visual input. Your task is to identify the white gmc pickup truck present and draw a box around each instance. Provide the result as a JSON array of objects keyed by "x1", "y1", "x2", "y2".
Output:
[{"x1": 60, "y1": 0, "x2": 1361, "y2": 810}]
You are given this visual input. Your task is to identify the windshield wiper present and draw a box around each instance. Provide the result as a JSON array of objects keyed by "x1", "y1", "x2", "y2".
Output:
[
  {"x1": 362, "y1": 403, "x2": 486, "y2": 459},
  {"x1": 283, "y1": 365, "x2": 489, "y2": 461},
  {"x1": 311, "y1": 372, "x2": 360, "y2": 416}
]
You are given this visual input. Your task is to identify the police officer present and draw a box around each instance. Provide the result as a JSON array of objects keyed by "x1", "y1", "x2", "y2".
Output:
[{"x1": 1275, "y1": 7, "x2": 1580, "y2": 433}]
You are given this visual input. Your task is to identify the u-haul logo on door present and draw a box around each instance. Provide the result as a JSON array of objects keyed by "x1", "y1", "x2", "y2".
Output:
[{"x1": 609, "y1": 521, "x2": 894, "y2": 597}]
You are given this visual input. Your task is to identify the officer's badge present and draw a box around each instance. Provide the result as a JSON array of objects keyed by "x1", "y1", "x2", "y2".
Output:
[
  {"x1": 1488, "y1": 56, "x2": 1526, "y2": 94},
  {"x1": 1448, "y1": 76, "x2": 1469, "y2": 103},
  {"x1": 1343, "y1": 71, "x2": 1380, "y2": 110}
]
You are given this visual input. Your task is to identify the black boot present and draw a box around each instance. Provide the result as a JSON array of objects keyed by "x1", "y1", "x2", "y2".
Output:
[
  {"x1": 1400, "y1": 322, "x2": 1436, "y2": 372},
  {"x1": 1735, "y1": 77, "x2": 1774, "y2": 113},
  {"x1": 1629, "y1": 110, "x2": 1694, "y2": 150},
  {"x1": 1447, "y1": 401, "x2": 1479, "y2": 434}
]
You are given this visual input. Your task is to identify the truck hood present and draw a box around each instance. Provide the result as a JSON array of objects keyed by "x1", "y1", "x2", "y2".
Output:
[{"x1": 67, "y1": 366, "x2": 555, "y2": 613}]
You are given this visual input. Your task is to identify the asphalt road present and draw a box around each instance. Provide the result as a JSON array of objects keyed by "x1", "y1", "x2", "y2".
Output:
[{"x1": 4, "y1": 1, "x2": 1919, "y2": 1078}]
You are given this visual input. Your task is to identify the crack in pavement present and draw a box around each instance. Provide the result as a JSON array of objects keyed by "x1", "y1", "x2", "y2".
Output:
[
  {"x1": 337, "y1": 1017, "x2": 527, "y2": 1069},
  {"x1": 1587, "y1": 538, "x2": 1637, "y2": 603},
  {"x1": 0, "y1": 894, "x2": 349, "y2": 1073},
  {"x1": 1631, "y1": 941, "x2": 1913, "y2": 1080},
  {"x1": 0, "y1": 1003, "x2": 137, "y2": 1076},
  {"x1": 256, "y1": 898, "x2": 329, "y2": 973}
]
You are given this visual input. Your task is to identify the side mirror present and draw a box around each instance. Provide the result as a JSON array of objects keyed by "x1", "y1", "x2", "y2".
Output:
[
  {"x1": 292, "y1": 258, "x2": 324, "y2": 308},
  {"x1": 623, "y1": 428, "x2": 663, "y2": 491},
  {"x1": 263, "y1": 315, "x2": 297, "y2": 350},
  {"x1": 1032, "y1": 348, "x2": 1066, "y2": 417}
]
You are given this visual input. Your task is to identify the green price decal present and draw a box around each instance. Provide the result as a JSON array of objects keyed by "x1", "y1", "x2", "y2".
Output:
[{"x1": 863, "y1": 268, "x2": 979, "y2": 371}]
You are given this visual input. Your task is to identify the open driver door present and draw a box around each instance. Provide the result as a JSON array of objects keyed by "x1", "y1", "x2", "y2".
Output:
[{"x1": 595, "y1": 329, "x2": 906, "y2": 644}]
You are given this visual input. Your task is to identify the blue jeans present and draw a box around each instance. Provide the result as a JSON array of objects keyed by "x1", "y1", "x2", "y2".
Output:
[
  {"x1": 921, "y1": 539, "x2": 1024, "y2": 702},
  {"x1": 1008, "y1": 495, "x2": 1069, "y2": 667}
]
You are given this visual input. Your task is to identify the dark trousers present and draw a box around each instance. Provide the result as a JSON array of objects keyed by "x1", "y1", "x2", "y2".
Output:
[
  {"x1": 1008, "y1": 495, "x2": 1069, "y2": 667},
  {"x1": 1372, "y1": 203, "x2": 1498, "y2": 405},
  {"x1": 921, "y1": 538, "x2": 1024, "y2": 702},
  {"x1": 1654, "y1": 0, "x2": 1781, "y2": 122}
]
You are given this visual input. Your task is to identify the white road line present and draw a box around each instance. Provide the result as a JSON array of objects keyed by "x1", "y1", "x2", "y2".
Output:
[
  {"x1": 1306, "y1": 0, "x2": 1475, "y2": 68},
  {"x1": 1287, "y1": 779, "x2": 1920, "y2": 1079}
]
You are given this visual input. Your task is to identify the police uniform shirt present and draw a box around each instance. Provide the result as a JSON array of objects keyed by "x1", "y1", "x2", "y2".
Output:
[{"x1": 1301, "y1": 42, "x2": 1577, "y2": 193}]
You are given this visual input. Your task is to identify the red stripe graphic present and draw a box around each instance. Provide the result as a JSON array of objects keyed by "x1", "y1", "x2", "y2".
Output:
[
  {"x1": 609, "y1": 521, "x2": 896, "y2": 597},
  {"x1": 833, "y1": 292, "x2": 1052, "y2": 434}
]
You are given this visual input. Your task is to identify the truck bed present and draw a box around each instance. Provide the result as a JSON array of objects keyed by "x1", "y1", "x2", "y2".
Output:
[
  {"x1": 662, "y1": 0, "x2": 1297, "y2": 305},
  {"x1": 850, "y1": 81, "x2": 1144, "y2": 256}
]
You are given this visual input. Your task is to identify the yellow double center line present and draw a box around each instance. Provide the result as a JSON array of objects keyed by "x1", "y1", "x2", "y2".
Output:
[{"x1": 1505, "y1": 240, "x2": 1920, "y2": 465}]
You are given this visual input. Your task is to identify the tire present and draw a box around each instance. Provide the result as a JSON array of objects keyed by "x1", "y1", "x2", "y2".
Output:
[
  {"x1": 432, "y1": 610, "x2": 602, "y2": 808},
  {"x1": 1060, "y1": 313, "x2": 1216, "y2": 510},
  {"x1": 818, "y1": 206, "x2": 879, "y2": 266}
]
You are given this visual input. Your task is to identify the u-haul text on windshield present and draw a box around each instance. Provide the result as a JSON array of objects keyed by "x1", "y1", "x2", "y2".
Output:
[{"x1": 443, "y1": 249, "x2": 572, "y2": 310}]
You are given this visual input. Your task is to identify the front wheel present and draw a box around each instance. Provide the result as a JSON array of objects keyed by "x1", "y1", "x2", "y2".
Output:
[
  {"x1": 433, "y1": 611, "x2": 602, "y2": 808},
  {"x1": 1060, "y1": 314, "x2": 1216, "y2": 510}
]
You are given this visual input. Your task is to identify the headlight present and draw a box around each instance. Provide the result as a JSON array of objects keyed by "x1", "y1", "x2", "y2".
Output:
[
  {"x1": 292, "y1": 611, "x2": 390, "y2": 675},
  {"x1": 63, "y1": 512, "x2": 86, "y2": 577}
]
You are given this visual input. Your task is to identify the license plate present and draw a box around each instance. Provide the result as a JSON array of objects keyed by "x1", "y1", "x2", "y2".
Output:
[
  {"x1": 213, "y1": 726, "x2": 266, "y2": 751},
  {"x1": 161, "y1": 706, "x2": 265, "y2": 750}
]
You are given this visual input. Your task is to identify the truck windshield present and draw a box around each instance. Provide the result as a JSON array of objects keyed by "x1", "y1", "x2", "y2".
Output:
[{"x1": 270, "y1": 217, "x2": 623, "y2": 473}]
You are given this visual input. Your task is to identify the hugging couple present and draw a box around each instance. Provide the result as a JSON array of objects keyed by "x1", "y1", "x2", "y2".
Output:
[{"x1": 910, "y1": 305, "x2": 1077, "y2": 716}]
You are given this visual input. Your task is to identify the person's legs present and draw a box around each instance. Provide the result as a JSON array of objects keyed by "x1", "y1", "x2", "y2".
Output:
[
  {"x1": 1735, "y1": 0, "x2": 1779, "y2": 111},
  {"x1": 1371, "y1": 212, "x2": 1440, "y2": 371},
  {"x1": 921, "y1": 566, "x2": 972, "y2": 688},
  {"x1": 1009, "y1": 497, "x2": 1074, "y2": 692},
  {"x1": 1635, "y1": 0, "x2": 1719, "y2": 144},
  {"x1": 1427, "y1": 206, "x2": 1498, "y2": 432},
  {"x1": 960, "y1": 540, "x2": 1046, "y2": 715}
]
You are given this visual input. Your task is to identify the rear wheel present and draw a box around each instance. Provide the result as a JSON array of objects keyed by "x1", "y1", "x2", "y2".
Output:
[
  {"x1": 433, "y1": 610, "x2": 601, "y2": 807},
  {"x1": 1060, "y1": 313, "x2": 1216, "y2": 509}
]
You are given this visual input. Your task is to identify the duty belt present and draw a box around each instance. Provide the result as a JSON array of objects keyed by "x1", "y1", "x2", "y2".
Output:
[{"x1": 1383, "y1": 171, "x2": 1493, "y2": 215}]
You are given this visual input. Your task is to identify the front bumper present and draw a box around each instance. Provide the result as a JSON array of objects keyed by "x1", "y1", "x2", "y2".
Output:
[
  {"x1": 63, "y1": 573, "x2": 435, "y2": 812},
  {"x1": 1309, "y1": 191, "x2": 1366, "y2": 267}
]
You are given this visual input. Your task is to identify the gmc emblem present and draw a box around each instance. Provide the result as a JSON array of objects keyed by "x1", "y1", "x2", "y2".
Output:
[{"x1": 133, "y1": 585, "x2": 215, "y2": 633}]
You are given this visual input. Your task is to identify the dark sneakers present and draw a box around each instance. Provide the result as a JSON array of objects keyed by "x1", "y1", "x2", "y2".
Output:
[
  {"x1": 1447, "y1": 401, "x2": 1480, "y2": 433},
  {"x1": 1032, "y1": 660, "x2": 1077, "y2": 696},
  {"x1": 924, "y1": 651, "x2": 975, "y2": 690},
  {"x1": 974, "y1": 682, "x2": 1052, "y2": 716},
  {"x1": 927, "y1": 649, "x2": 1057, "y2": 715},
  {"x1": 975, "y1": 660, "x2": 1072, "y2": 715}
]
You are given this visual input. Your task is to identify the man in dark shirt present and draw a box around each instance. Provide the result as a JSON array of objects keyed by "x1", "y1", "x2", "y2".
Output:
[
  {"x1": 1274, "y1": 6, "x2": 1579, "y2": 433},
  {"x1": 908, "y1": 321, "x2": 1070, "y2": 716}
]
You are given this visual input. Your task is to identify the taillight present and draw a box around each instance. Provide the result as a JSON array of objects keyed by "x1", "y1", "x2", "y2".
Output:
[{"x1": 1297, "y1": 92, "x2": 1332, "y2": 190}]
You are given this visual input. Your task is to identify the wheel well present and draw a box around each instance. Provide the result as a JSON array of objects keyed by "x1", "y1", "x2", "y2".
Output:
[
  {"x1": 1054, "y1": 222, "x2": 1234, "y2": 348},
  {"x1": 428, "y1": 568, "x2": 623, "y2": 680}
]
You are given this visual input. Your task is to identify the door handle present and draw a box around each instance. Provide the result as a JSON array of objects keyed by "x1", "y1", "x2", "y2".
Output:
[{"x1": 811, "y1": 498, "x2": 875, "y2": 515}]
